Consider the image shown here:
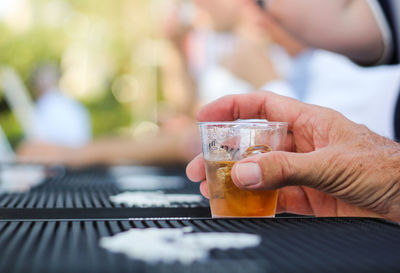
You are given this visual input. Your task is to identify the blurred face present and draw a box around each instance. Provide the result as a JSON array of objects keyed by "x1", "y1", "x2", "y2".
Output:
[
  {"x1": 194, "y1": 0, "x2": 243, "y2": 31},
  {"x1": 31, "y1": 65, "x2": 60, "y2": 96}
]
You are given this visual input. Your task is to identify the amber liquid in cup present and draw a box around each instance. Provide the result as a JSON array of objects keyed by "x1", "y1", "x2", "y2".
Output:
[{"x1": 205, "y1": 160, "x2": 278, "y2": 218}]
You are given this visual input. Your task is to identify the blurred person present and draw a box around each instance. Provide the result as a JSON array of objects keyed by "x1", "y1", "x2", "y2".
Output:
[
  {"x1": 17, "y1": 0, "x2": 272, "y2": 166},
  {"x1": 240, "y1": 8, "x2": 400, "y2": 139},
  {"x1": 18, "y1": 0, "x2": 268, "y2": 167},
  {"x1": 30, "y1": 63, "x2": 91, "y2": 147},
  {"x1": 159, "y1": 0, "x2": 198, "y2": 116},
  {"x1": 161, "y1": 0, "x2": 283, "y2": 110},
  {"x1": 250, "y1": 0, "x2": 400, "y2": 140},
  {"x1": 187, "y1": 0, "x2": 400, "y2": 139},
  {"x1": 17, "y1": 0, "x2": 400, "y2": 166},
  {"x1": 165, "y1": 0, "x2": 400, "y2": 140},
  {"x1": 188, "y1": 0, "x2": 282, "y2": 104}
]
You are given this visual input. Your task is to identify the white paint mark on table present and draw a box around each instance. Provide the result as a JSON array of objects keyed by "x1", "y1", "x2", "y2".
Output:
[
  {"x1": 100, "y1": 227, "x2": 261, "y2": 264},
  {"x1": 109, "y1": 191, "x2": 203, "y2": 207}
]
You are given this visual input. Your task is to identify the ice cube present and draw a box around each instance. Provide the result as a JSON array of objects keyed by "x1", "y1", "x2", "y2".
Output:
[
  {"x1": 209, "y1": 147, "x2": 232, "y2": 161},
  {"x1": 216, "y1": 166, "x2": 231, "y2": 183}
]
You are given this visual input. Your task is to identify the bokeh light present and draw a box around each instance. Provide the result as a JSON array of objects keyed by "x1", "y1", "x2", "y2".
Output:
[{"x1": 0, "y1": 0, "x2": 160, "y2": 146}]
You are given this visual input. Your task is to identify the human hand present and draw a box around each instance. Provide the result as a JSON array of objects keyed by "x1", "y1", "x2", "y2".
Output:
[
  {"x1": 186, "y1": 92, "x2": 400, "y2": 222},
  {"x1": 220, "y1": 40, "x2": 278, "y2": 89},
  {"x1": 161, "y1": 2, "x2": 192, "y2": 48}
]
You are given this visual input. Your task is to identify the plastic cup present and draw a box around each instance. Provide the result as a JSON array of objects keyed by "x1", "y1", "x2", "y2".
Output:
[{"x1": 199, "y1": 120, "x2": 288, "y2": 218}]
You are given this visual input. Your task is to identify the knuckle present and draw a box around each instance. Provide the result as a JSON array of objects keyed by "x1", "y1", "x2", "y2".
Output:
[{"x1": 260, "y1": 152, "x2": 292, "y2": 188}]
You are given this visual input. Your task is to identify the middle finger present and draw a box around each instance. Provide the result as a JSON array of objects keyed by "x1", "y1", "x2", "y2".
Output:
[{"x1": 186, "y1": 153, "x2": 206, "y2": 182}]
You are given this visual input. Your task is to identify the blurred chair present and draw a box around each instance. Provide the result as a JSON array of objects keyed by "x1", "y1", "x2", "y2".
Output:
[
  {"x1": 0, "y1": 67, "x2": 37, "y2": 140},
  {"x1": 0, "y1": 64, "x2": 91, "y2": 147},
  {"x1": 0, "y1": 124, "x2": 15, "y2": 162}
]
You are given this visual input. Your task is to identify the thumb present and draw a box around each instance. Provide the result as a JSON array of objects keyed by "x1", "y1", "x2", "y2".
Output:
[{"x1": 231, "y1": 151, "x2": 321, "y2": 190}]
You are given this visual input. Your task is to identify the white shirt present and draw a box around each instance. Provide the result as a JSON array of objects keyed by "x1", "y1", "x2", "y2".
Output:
[
  {"x1": 186, "y1": 31, "x2": 253, "y2": 105},
  {"x1": 33, "y1": 89, "x2": 92, "y2": 147},
  {"x1": 263, "y1": 50, "x2": 400, "y2": 139}
]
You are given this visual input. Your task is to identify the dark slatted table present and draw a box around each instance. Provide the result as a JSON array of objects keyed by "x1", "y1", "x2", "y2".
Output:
[
  {"x1": 1, "y1": 165, "x2": 400, "y2": 273},
  {"x1": 0, "y1": 217, "x2": 399, "y2": 273},
  {"x1": 0, "y1": 166, "x2": 211, "y2": 219}
]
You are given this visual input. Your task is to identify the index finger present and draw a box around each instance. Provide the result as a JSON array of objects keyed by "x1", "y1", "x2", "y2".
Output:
[
  {"x1": 186, "y1": 154, "x2": 206, "y2": 182},
  {"x1": 197, "y1": 91, "x2": 307, "y2": 130}
]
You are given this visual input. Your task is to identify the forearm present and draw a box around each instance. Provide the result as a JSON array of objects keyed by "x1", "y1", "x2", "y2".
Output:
[
  {"x1": 267, "y1": 0, "x2": 384, "y2": 64},
  {"x1": 382, "y1": 144, "x2": 400, "y2": 222},
  {"x1": 77, "y1": 134, "x2": 188, "y2": 166},
  {"x1": 162, "y1": 45, "x2": 198, "y2": 117}
]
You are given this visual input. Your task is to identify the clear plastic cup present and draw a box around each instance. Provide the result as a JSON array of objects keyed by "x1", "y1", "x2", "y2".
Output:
[{"x1": 199, "y1": 120, "x2": 288, "y2": 218}]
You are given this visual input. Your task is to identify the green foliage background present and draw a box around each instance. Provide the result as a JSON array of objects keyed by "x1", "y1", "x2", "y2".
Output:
[{"x1": 0, "y1": 0, "x2": 157, "y2": 148}]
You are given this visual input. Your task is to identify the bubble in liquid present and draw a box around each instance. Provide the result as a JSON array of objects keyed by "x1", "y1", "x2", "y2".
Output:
[{"x1": 242, "y1": 145, "x2": 271, "y2": 158}]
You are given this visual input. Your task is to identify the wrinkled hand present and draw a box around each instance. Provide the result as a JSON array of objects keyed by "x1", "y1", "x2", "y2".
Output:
[{"x1": 186, "y1": 92, "x2": 400, "y2": 222}]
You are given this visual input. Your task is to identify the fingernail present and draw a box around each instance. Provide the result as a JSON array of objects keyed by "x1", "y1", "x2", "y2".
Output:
[{"x1": 235, "y1": 163, "x2": 261, "y2": 187}]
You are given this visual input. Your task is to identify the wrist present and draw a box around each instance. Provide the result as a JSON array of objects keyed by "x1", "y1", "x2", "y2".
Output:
[
  {"x1": 364, "y1": 138, "x2": 400, "y2": 222},
  {"x1": 386, "y1": 143, "x2": 400, "y2": 222}
]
